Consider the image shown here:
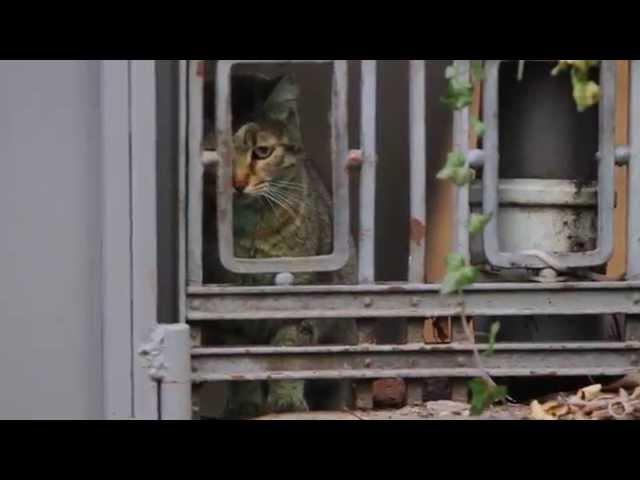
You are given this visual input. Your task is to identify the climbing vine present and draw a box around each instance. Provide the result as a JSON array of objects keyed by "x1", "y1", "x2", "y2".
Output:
[{"x1": 437, "y1": 60, "x2": 601, "y2": 415}]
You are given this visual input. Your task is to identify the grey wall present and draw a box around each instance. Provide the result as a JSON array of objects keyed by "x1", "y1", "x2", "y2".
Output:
[{"x1": 0, "y1": 61, "x2": 103, "y2": 419}]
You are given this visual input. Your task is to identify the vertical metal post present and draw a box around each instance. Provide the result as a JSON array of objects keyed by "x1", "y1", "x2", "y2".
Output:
[
  {"x1": 358, "y1": 60, "x2": 378, "y2": 284},
  {"x1": 626, "y1": 60, "x2": 640, "y2": 342},
  {"x1": 100, "y1": 60, "x2": 134, "y2": 419},
  {"x1": 406, "y1": 60, "x2": 427, "y2": 404},
  {"x1": 451, "y1": 60, "x2": 472, "y2": 403},
  {"x1": 629, "y1": 60, "x2": 640, "y2": 280},
  {"x1": 130, "y1": 60, "x2": 161, "y2": 419},
  {"x1": 178, "y1": 60, "x2": 188, "y2": 322},
  {"x1": 354, "y1": 61, "x2": 378, "y2": 410},
  {"x1": 453, "y1": 60, "x2": 471, "y2": 260},
  {"x1": 159, "y1": 324, "x2": 192, "y2": 420},
  {"x1": 408, "y1": 60, "x2": 427, "y2": 283},
  {"x1": 187, "y1": 60, "x2": 204, "y2": 285}
]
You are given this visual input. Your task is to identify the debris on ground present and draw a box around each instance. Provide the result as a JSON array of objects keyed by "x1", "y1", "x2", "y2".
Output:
[
  {"x1": 255, "y1": 374, "x2": 640, "y2": 420},
  {"x1": 528, "y1": 381, "x2": 640, "y2": 420},
  {"x1": 254, "y1": 401, "x2": 530, "y2": 420}
]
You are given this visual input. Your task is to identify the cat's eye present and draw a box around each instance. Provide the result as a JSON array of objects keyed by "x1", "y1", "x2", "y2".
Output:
[{"x1": 252, "y1": 146, "x2": 274, "y2": 160}]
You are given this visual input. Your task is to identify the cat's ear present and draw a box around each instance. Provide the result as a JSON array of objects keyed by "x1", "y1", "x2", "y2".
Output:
[
  {"x1": 263, "y1": 74, "x2": 300, "y2": 122},
  {"x1": 266, "y1": 74, "x2": 299, "y2": 105}
]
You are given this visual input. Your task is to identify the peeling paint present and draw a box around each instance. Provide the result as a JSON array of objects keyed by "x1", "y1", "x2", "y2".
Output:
[
  {"x1": 409, "y1": 217, "x2": 426, "y2": 246},
  {"x1": 138, "y1": 327, "x2": 168, "y2": 381}
]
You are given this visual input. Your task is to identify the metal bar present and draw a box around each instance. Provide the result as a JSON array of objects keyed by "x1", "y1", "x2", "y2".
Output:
[
  {"x1": 187, "y1": 60, "x2": 204, "y2": 284},
  {"x1": 215, "y1": 60, "x2": 350, "y2": 274},
  {"x1": 130, "y1": 60, "x2": 160, "y2": 420},
  {"x1": 408, "y1": 60, "x2": 427, "y2": 282},
  {"x1": 358, "y1": 60, "x2": 377, "y2": 284},
  {"x1": 187, "y1": 281, "x2": 640, "y2": 320},
  {"x1": 189, "y1": 280, "x2": 640, "y2": 294},
  {"x1": 629, "y1": 60, "x2": 640, "y2": 279},
  {"x1": 482, "y1": 60, "x2": 617, "y2": 269},
  {"x1": 100, "y1": 60, "x2": 134, "y2": 419},
  {"x1": 453, "y1": 60, "x2": 471, "y2": 260},
  {"x1": 159, "y1": 325, "x2": 192, "y2": 420},
  {"x1": 191, "y1": 341, "x2": 640, "y2": 382},
  {"x1": 178, "y1": 60, "x2": 188, "y2": 323}
]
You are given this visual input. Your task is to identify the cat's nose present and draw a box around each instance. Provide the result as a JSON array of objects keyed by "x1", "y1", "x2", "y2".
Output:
[{"x1": 233, "y1": 178, "x2": 247, "y2": 193}]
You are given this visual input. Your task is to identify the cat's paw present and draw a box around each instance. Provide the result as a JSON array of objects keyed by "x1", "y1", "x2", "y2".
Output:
[
  {"x1": 266, "y1": 380, "x2": 309, "y2": 413},
  {"x1": 266, "y1": 393, "x2": 309, "y2": 413}
]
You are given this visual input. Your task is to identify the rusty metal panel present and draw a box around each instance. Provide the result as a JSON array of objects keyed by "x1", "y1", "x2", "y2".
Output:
[
  {"x1": 482, "y1": 60, "x2": 617, "y2": 269},
  {"x1": 191, "y1": 342, "x2": 640, "y2": 381},
  {"x1": 214, "y1": 60, "x2": 350, "y2": 274},
  {"x1": 629, "y1": 60, "x2": 640, "y2": 279},
  {"x1": 187, "y1": 281, "x2": 640, "y2": 320}
]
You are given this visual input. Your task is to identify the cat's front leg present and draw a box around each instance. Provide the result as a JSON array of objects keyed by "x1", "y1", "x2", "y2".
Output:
[{"x1": 265, "y1": 320, "x2": 315, "y2": 413}]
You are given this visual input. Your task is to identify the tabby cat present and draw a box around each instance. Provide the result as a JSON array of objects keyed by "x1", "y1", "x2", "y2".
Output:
[{"x1": 201, "y1": 70, "x2": 357, "y2": 418}]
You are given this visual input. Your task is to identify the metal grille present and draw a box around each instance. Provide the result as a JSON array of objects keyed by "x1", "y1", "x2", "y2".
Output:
[{"x1": 182, "y1": 60, "x2": 640, "y2": 416}]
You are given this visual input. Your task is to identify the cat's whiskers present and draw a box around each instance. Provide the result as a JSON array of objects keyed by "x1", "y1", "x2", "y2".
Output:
[
  {"x1": 262, "y1": 190, "x2": 298, "y2": 219},
  {"x1": 268, "y1": 186, "x2": 307, "y2": 213}
]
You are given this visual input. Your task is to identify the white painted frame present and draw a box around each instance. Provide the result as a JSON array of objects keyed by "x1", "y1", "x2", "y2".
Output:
[{"x1": 100, "y1": 60, "x2": 160, "y2": 419}]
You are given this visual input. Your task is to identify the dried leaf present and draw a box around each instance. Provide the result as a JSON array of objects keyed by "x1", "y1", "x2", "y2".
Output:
[
  {"x1": 577, "y1": 384, "x2": 602, "y2": 401},
  {"x1": 529, "y1": 400, "x2": 556, "y2": 420},
  {"x1": 548, "y1": 405, "x2": 570, "y2": 418}
]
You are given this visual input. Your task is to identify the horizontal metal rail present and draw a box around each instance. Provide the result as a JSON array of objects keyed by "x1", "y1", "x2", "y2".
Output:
[
  {"x1": 191, "y1": 341, "x2": 640, "y2": 381},
  {"x1": 187, "y1": 281, "x2": 640, "y2": 320}
]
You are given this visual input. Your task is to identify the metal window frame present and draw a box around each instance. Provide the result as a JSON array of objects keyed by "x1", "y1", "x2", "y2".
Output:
[
  {"x1": 481, "y1": 60, "x2": 617, "y2": 269},
  {"x1": 213, "y1": 60, "x2": 350, "y2": 275},
  {"x1": 179, "y1": 60, "x2": 640, "y2": 417}
]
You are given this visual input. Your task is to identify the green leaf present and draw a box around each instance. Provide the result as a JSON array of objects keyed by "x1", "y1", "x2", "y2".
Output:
[
  {"x1": 440, "y1": 263, "x2": 479, "y2": 295},
  {"x1": 471, "y1": 117, "x2": 486, "y2": 138},
  {"x1": 445, "y1": 65, "x2": 457, "y2": 79},
  {"x1": 441, "y1": 76, "x2": 473, "y2": 111},
  {"x1": 470, "y1": 60, "x2": 485, "y2": 82},
  {"x1": 468, "y1": 378, "x2": 508, "y2": 416},
  {"x1": 445, "y1": 252, "x2": 466, "y2": 271},
  {"x1": 571, "y1": 74, "x2": 600, "y2": 112},
  {"x1": 468, "y1": 213, "x2": 492, "y2": 237},
  {"x1": 437, "y1": 151, "x2": 476, "y2": 186}
]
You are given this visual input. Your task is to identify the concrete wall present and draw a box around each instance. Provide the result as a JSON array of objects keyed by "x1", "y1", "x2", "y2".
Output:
[{"x1": 0, "y1": 61, "x2": 103, "y2": 419}]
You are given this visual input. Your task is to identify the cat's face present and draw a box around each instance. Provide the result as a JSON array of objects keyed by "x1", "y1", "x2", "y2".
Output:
[{"x1": 231, "y1": 74, "x2": 306, "y2": 206}]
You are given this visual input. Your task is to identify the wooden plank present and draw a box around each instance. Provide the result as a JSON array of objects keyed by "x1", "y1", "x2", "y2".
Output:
[{"x1": 608, "y1": 60, "x2": 630, "y2": 278}]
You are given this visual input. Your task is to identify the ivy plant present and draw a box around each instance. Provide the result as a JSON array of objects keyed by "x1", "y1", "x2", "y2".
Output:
[{"x1": 436, "y1": 60, "x2": 600, "y2": 415}]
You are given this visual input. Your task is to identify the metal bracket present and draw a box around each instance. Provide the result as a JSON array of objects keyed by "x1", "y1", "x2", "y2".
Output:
[
  {"x1": 481, "y1": 60, "x2": 617, "y2": 270},
  {"x1": 138, "y1": 324, "x2": 192, "y2": 420}
]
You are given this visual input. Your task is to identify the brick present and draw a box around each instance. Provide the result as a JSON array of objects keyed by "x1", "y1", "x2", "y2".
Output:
[{"x1": 373, "y1": 378, "x2": 407, "y2": 408}]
